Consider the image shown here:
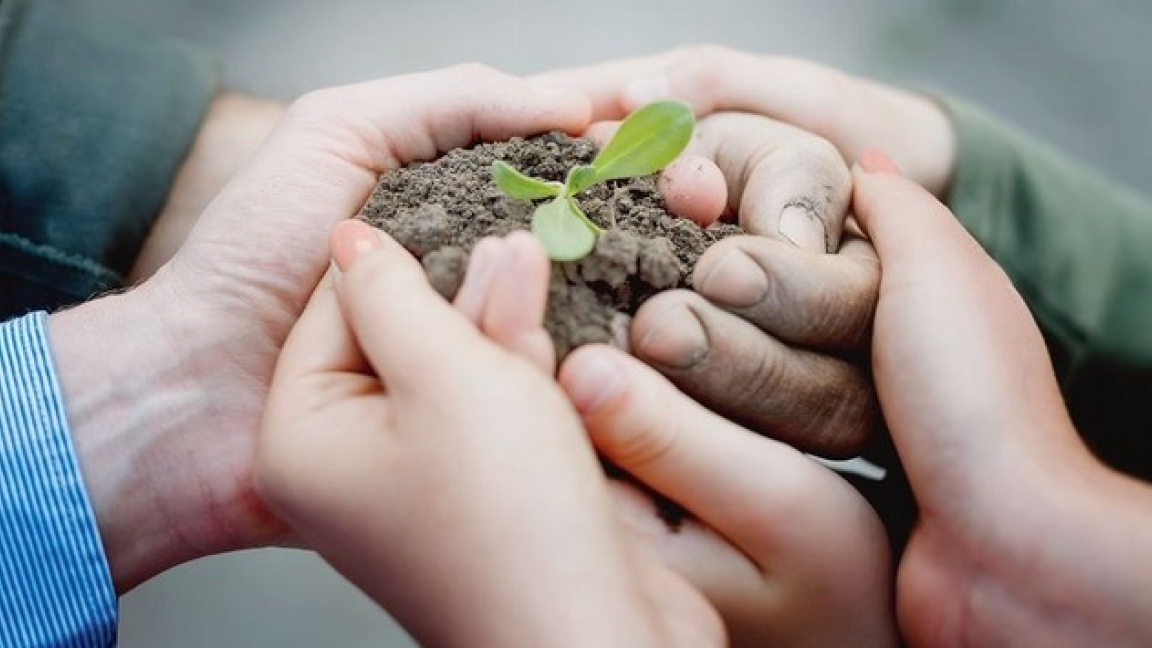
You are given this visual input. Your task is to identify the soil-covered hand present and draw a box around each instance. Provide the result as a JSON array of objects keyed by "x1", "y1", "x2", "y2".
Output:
[
  {"x1": 537, "y1": 45, "x2": 959, "y2": 456},
  {"x1": 258, "y1": 221, "x2": 721, "y2": 648},
  {"x1": 559, "y1": 343, "x2": 897, "y2": 647},
  {"x1": 45, "y1": 65, "x2": 591, "y2": 592},
  {"x1": 855, "y1": 150, "x2": 1152, "y2": 647},
  {"x1": 581, "y1": 105, "x2": 879, "y2": 456}
]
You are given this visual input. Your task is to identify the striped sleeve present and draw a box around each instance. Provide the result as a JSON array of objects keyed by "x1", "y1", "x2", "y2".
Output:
[{"x1": 0, "y1": 312, "x2": 117, "y2": 647}]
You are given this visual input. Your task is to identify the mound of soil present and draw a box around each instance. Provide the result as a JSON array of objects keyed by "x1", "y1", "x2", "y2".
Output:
[{"x1": 357, "y1": 131, "x2": 742, "y2": 361}]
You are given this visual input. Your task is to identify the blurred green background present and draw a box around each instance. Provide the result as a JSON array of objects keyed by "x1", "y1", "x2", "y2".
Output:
[{"x1": 102, "y1": 0, "x2": 1151, "y2": 645}]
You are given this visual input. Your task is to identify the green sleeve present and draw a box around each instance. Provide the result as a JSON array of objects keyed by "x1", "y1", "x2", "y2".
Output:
[{"x1": 942, "y1": 97, "x2": 1152, "y2": 480}]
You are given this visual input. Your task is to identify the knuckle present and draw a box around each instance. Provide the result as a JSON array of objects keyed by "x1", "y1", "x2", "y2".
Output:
[
  {"x1": 609, "y1": 407, "x2": 684, "y2": 472},
  {"x1": 813, "y1": 366, "x2": 878, "y2": 456},
  {"x1": 676, "y1": 43, "x2": 736, "y2": 66},
  {"x1": 442, "y1": 61, "x2": 504, "y2": 82},
  {"x1": 736, "y1": 343, "x2": 790, "y2": 407}
]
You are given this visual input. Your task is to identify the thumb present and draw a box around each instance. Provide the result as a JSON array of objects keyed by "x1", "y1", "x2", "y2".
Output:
[{"x1": 852, "y1": 149, "x2": 1080, "y2": 497}]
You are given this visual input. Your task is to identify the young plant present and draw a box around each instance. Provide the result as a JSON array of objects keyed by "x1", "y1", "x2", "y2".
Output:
[{"x1": 491, "y1": 100, "x2": 694, "y2": 262}]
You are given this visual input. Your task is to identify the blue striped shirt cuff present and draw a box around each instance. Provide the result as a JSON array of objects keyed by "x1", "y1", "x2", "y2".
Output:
[{"x1": 1, "y1": 312, "x2": 117, "y2": 647}]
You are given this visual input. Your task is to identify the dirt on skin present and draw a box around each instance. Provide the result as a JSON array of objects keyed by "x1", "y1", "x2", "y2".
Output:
[{"x1": 357, "y1": 131, "x2": 743, "y2": 361}]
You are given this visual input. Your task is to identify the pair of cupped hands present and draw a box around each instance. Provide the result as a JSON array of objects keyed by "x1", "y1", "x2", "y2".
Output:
[{"x1": 52, "y1": 47, "x2": 1152, "y2": 647}]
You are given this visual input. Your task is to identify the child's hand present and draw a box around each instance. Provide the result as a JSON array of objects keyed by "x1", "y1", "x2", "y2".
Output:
[
  {"x1": 256, "y1": 221, "x2": 720, "y2": 648},
  {"x1": 560, "y1": 344, "x2": 898, "y2": 647}
]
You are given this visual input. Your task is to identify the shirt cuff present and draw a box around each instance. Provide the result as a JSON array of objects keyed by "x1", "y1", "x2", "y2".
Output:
[{"x1": 0, "y1": 312, "x2": 117, "y2": 646}]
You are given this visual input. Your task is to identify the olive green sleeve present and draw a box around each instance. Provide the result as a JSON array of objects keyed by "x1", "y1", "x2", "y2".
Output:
[{"x1": 941, "y1": 96, "x2": 1152, "y2": 479}]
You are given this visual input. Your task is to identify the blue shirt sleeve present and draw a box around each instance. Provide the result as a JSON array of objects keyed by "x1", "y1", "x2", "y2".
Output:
[{"x1": 0, "y1": 312, "x2": 117, "y2": 647}]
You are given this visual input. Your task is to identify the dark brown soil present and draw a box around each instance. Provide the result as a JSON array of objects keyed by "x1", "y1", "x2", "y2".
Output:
[{"x1": 357, "y1": 131, "x2": 742, "y2": 361}]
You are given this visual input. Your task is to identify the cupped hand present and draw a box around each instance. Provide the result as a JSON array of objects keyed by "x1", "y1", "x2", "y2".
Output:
[
  {"x1": 585, "y1": 106, "x2": 879, "y2": 455},
  {"x1": 534, "y1": 44, "x2": 956, "y2": 196},
  {"x1": 559, "y1": 342, "x2": 897, "y2": 647},
  {"x1": 49, "y1": 65, "x2": 592, "y2": 591},
  {"x1": 854, "y1": 150, "x2": 1152, "y2": 647},
  {"x1": 258, "y1": 222, "x2": 721, "y2": 648}
]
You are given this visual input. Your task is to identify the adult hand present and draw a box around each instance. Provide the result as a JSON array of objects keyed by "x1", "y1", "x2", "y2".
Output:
[
  {"x1": 258, "y1": 222, "x2": 721, "y2": 647},
  {"x1": 547, "y1": 52, "x2": 886, "y2": 455},
  {"x1": 854, "y1": 149, "x2": 1152, "y2": 647},
  {"x1": 46, "y1": 65, "x2": 591, "y2": 592},
  {"x1": 128, "y1": 91, "x2": 285, "y2": 283},
  {"x1": 535, "y1": 44, "x2": 956, "y2": 196}
]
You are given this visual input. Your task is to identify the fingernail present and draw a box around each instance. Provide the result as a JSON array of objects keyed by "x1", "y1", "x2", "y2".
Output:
[
  {"x1": 565, "y1": 350, "x2": 626, "y2": 416},
  {"x1": 778, "y1": 205, "x2": 828, "y2": 253},
  {"x1": 858, "y1": 147, "x2": 902, "y2": 175},
  {"x1": 622, "y1": 73, "x2": 672, "y2": 108},
  {"x1": 694, "y1": 248, "x2": 767, "y2": 307},
  {"x1": 634, "y1": 302, "x2": 707, "y2": 370},
  {"x1": 333, "y1": 220, "x2": 385, "y2": 272}
]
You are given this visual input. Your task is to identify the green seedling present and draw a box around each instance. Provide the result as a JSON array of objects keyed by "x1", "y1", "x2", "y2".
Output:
[{"x1": 491, "y1": 100, "x2": 694, "y2": 262}]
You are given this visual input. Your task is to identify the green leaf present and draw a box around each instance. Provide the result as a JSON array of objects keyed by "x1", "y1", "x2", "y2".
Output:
[
  {"x1": 589, "y1": 100, "x2": 694, "y2": 183},
  {"x1": 491, "y1": 160, "x2": 562, "y2": 200},
  {"x1": 531, "y1": 197, "x2": 598, "y2": 262},
  {"x1": 564, "y1": 165, "x2": 599, "y2": 196}
]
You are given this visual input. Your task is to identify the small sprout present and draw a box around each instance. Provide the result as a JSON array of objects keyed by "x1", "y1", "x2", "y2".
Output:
[{"x1": 491, "y1": 100, "x2": 694, "y2": 262}]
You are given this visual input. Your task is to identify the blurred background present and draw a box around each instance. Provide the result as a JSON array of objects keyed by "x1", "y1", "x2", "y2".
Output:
[{"x1": 100, "y1": 0, "x2": 1150, "y2": 645}]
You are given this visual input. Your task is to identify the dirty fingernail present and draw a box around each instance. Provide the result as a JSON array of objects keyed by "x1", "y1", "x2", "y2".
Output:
[
  {"x1": 694, "y1": 248, "x2": 767, "y2": 307},
  {"x1": 635, "y1": 303, "x2": 708, "y2": 370},
  {"x1": 564, "y1": 350, "x2": 626, "y2": 417},
  {"x1": 622, "y1": 73, "x2": 672, "y2": 108},
  {"x1": 778, "y1": 205, "x2": 828, "y2": 253}
]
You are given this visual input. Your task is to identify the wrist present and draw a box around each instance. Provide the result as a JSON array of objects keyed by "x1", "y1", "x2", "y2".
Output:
[{"x1": 48, "y1": 282, "x2": 282, "y2": 592}]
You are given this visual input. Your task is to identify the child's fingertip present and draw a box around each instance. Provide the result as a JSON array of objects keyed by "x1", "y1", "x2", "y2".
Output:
[
  {"x1": 331, "y1": 220, "x2": 385, "y2": 272},
  {"x1": 560, "y1": 347, "x2": 627, "y2": 418}
]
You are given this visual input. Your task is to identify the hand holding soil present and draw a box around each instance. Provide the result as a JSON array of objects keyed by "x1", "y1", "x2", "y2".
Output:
[
  {"x1": 358, "y1": 127, "x2": 738, "y2": 360},
  {"x1": 358, "y1": 107, "x2": 879, "y2": 457}
]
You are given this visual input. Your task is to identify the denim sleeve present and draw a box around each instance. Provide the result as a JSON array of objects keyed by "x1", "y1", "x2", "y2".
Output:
[
  {"x1": 0, "y1": 312, "x2": 117, "y2": 647},
  {"x1": 0, "y1": 0, "x2": 218, "y2": 318}
]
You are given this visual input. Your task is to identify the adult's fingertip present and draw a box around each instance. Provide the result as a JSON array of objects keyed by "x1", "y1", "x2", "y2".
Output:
[
  {"x1": 559, "y1": 346, "x2": 627, "y2": 417},
  {"x1": 658, "y1": 155, "x2": 727, "y2": 226}
]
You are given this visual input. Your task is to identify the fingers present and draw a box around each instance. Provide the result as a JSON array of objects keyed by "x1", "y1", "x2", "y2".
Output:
[
  {"x1": 852, "y1": 150, "x2": 1080, "y2": 492},
  {"x1": 629, "y1": 290, "x2": 876, "y2": 456},
  {"x1": 534, "y1": 45, "x2": 954, "y2": 194},
  {"x1": 656, "y1": 154, "x2": 728, "y2": 227},
  {"x1": 269, "y1": 267, "x2": 366, "y2": 383},
  {"x1": 559, "y1": 344, "x2": 878, "y2": 558},
  {"x1": 693, "y1": 113, "x2": 852, "y2": 251},
  {"x1": 330, "y1": 220, "x2": 488, "y2": 394},
  {"x1": 559, "y1": 344, "x2": 893, "y2": 642},
  {"x1": 691, "y1": 234, "x2": 878, "y2": 350},
  {"x1": 585, "y1": 111, "x2": 851, "y2": 250},
  {"x1": 582, "y1": 120, "x2": 727, "y2": 227},
  {"x1": 279, "y1": 64, "x2": 593, "y2": 175},
  {"x1": 195, "y1": 65, "x2": 592, "y2": 294},
  {"x1": 454, "y1": 231, "x2": 556, "y2": 374}
]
